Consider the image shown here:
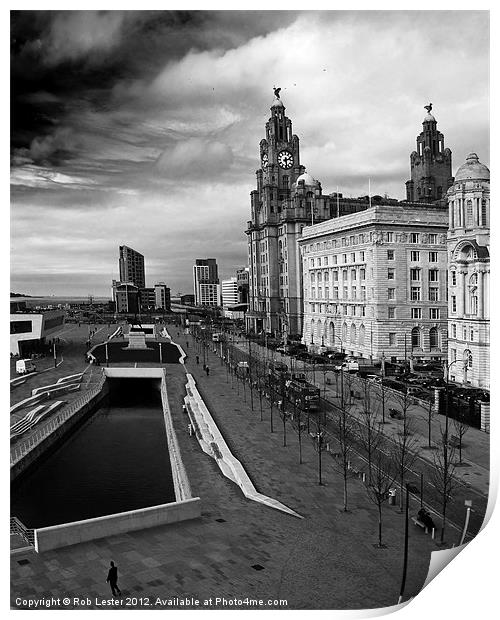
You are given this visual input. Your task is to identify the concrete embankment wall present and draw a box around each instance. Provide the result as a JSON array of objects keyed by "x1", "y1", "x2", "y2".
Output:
[
  {"x1": 10, "y1": 385, "x2": 109, "y2": 482},
  {"x1": 34, "y1": 498, "x2": 201, "y2": 552}
]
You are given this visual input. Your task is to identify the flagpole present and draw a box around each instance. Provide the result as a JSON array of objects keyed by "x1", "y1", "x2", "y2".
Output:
[{"x1": 368, "y1": 178, "x2": 372, "y2": 209}]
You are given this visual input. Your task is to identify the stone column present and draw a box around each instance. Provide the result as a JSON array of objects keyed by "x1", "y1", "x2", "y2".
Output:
[{"x1": 478, "y1": 271, "x2": 484, "y2": 318}]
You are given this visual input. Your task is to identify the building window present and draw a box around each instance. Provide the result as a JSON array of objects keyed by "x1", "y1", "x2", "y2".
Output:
[
  {"x1": 429, "y1": 251, "x2": 438, "y2": 262},
  {"x1": 410, "y1": 251, "x2": 420, "y2": 262},
  {"x1": 410, "y1": 287, "x2": 421, "y2": 301},
  {"x1": 324, "y1": 256, "x2": 329, "y2": 266},
  {"x1": 387, "y1": 232, "x2": 394, "y2": 242},
  {"x1": 410, "y1": 233, "x2": 420, "y2": 244},
  {"x1": 351, "y1": 252, "x2": 356, "y2": 262},
  {"x1": 411, "y1": 308, "x2": 422, "y2": 320},
  {"x1": 428, "y1": 233, "x2": 438, "y2": 244},
  {"x1": 343, "y1": 286, "x2": 348, "y2": 299},
  {"x1": 430, "y1": 308, "x2": 440, "y2": 320},
  {"x1": 387, "y1": 250, "x2": 394, "y2": 260},
  {"x1": 389, "y1": 333, "x2": 396, "y2": 346},
  {"x1": 342, "y1": 254, "x2": 347, "y2": 263},
  {"x1": 451, "y1": 296, "x2": 457, "y2": 312},
  {"x1": 333, "y1": 287, "x2": 338, "y2": 300},
  {"x1": 333, "y1": 255, "x2": 338, "y2": 265},
  {"x1": 360, "y1": 251, "x2": 365, "y2": 261},
  {"x1": 464, "y1": 349, "x2": 473, "y2": 368},
  {"x1": 388, "y1": 307, "x2": 395, "y2": 319},
  {"x1": 481, "y1": 199, "x2": 487, "y2": 226},
  {"x1": 351, "y1": 269, "x2": 357, "y2": 280},
  {"x1": 361, "y1": 286, "x2": 366, "y2": 300},
  {"x1": 388, "y1": 288, "x2": 395, "y2": 300},
  {"x1": 333, "y1": 271, "x2": 339, "y2": 282},
  {"x1": 429, "y1": 327, "x2": 439, "y2": 348},
  {"x1": 410, "y1": 268, "x2": 421, "y2": 281},
  {"x1": 451, "y1": 348, "x2": 456, "y2": 361},
  {"x1": 351, "y1": 286, "x2": 357, "y2": 299},
  {"x1": 360, "y1": 268, "x2": 366, "y2": 280},
  {"x1": 411, "y1": 326, "x2": 421, "y2": 347},
  {"x1": 388, "y1": 268, "x2": 395, "y2": 280},
  {"x1": 470, "y1": 329, "x2": 474, "y2": 342},
  {"x1": 342, "y1": 270, "x2": 348, "y2": 281},
  {"x1": 428, "y1": 287, "x2": 439, "y2": 302},
  {"x1": 452, "y1": 324, "x2": 457, "y2": 338},
  {"x1": 428, "y1": 269, "x2": 439, "y2": 282},
  {"x1": 451, "y1": 271, "x2": 457, "y2": 286}
]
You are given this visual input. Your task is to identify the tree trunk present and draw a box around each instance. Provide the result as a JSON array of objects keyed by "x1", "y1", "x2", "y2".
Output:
[{"x1": 378, "y1": 503, "x2": 383, "y2": 547}]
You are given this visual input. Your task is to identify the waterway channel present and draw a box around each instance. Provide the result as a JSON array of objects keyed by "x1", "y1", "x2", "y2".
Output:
[{"x1": 11, "y1": 378, "x2": 176, "y2": 529}]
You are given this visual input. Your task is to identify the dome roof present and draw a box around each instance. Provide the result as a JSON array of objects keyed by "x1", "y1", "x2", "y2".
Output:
[
  {"x1": 271, "y1": 97, "x2": 284, "y2": 108},
  {"x1": 296, "y1": 172, "x2": 317, "y2": 186},
  {"x1": 454, "y1": 153, "x2": 490, "y2": 182},
  {"x1": 423, "y1": 112, "x2": 436, "y2": 122}
]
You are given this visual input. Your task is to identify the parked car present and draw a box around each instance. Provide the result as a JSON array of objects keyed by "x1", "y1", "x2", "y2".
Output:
[{"x1": 16, "y1": 359, "x2": 36, "y2": 374}]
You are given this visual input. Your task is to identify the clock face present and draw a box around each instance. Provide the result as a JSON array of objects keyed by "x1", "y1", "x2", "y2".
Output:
[
  {"x1": 261, "y1": 152, "x2": 269, "y2": 169},
  {"x1": 278, "y1": 150, "x2": 293, "y2": 169}
]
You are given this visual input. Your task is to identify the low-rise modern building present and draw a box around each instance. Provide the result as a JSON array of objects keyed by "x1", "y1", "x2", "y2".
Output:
[
  {"x1": 447, "y1": 153, "x2": 490, "y2": 388},
  {"x1": 10, "y1": 303, "x2": 65, "y2": 356},
  {"x1": 154, "y1": 282, "x2": 171, "y2": 311},
  {"x1": 114, "y1": 282, "x2": 139, "y2": 314},
  {"x1": 299, "y1": 202, "x2": 449, "y2": 363}
]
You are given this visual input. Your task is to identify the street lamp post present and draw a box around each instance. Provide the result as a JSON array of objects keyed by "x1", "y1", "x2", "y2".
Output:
[
  {"x1": 459, "y1": 500, "x2": 473, "y2": 546},
  {"x1": 398, "y1": 484, "x2": 411, "y2": 605}
]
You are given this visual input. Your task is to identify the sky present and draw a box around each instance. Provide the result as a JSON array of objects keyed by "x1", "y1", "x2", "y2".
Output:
[{"x1": 10, "y1": 9, "x2": 490, "y2": 297}]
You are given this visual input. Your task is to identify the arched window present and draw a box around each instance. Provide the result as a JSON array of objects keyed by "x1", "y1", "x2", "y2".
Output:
[
  {"x1": 310, "y1": 319, "x2": 315, "y2": 344},
  {"x1": 329, "y1": 322, "x2": 335, "y2": 346},
  {"x1": 464, "y1": 349, "x2": 473, "y2": 368},
  {"x1": 469, "y1": 273, "x2": 478, "y2": 314},
  {"x1": 342, "y1": 322, "x2": 348, "y2": 342},
  {"x1": 411, "y1": 327, "x2": 421, "y2": 349},
  {"x1": 316, "y1": 320, "x2": 322, "y2": 342},
  {"x1": 429, "y1": 327, "x2": 439, "y2": 349},
  {"x1": 359, "y1": 324, "x2": 365, "y2": 346},
  {"x1": 350, "y1": 324, "x2": 357, "y2": 344}
]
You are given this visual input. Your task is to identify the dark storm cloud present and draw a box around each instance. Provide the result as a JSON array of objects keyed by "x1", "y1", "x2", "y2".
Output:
[{"x1": 10, "y1": 10, "x2": 489, "y2": 296}]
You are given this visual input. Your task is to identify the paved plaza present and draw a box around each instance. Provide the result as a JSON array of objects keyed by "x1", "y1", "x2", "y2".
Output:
[{"x1": 11, "y1": 327, "x2": 450, "y2": 611}]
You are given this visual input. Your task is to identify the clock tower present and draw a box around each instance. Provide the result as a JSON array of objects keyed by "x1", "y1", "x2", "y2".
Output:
[{"x1": 246, "y1": 91, "x2": 331, "y2": 338}]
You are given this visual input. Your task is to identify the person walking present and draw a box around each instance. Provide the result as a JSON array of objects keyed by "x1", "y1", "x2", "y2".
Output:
[
  {"x1": 106, "y1": 561, "x2": 121, "y2": 596},
  {"x1": 196, "y1": 355, "x2": 200, "y2": 365},
  {"x1": 205, "y1": 365, "x2": 210, "y2": 377}
]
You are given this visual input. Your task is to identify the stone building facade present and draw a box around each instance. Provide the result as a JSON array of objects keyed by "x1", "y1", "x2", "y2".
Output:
[
  {"x1": 447, "y1": 153, "x2": 490, "y2": 388},
  {"x1": 245, "y1": 93, "x2": 368, "y2": 339},
  {"x1": 299, "y1": 203, "x2": 449, "y2": 363}
]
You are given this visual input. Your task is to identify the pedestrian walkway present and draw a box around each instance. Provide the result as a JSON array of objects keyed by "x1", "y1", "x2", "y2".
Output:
[
  {"x1": 11, "y1": 329, "x2": 450, "y2": 610},
  {"x1": 229, "y1": 336, "x2": 490, "y2": 495}
]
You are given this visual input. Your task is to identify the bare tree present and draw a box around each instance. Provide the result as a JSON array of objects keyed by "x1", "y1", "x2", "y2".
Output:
[
  {"x1": 452, "y1": 414, "x2": 470, "y2": 465},
  {"x1": 357, "y1": 407, "x2": 384, "y2": 485},
  {"x1": 365, "y1": 444, "x2": 397, "y2": 547},
  {"x1": 429, "y1": 428, "x2": 459, "y2": 543},
  {"x1": 336, "y1": 400, "x2": 356, "y2": 511},
  {"x1": 391, "y1": 387, "x2": 419, "y2": 511}
]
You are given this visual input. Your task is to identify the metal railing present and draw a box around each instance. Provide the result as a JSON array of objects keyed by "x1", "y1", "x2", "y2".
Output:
[
  {"x1": 10, "y1": 516, "x2": 35, "y2": 547},
  {"x1": 10, "y1": 372, "x2": 106, "y2": 467}
]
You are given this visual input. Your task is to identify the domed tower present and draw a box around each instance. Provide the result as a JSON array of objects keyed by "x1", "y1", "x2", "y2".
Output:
[
  {"x1": 405, "y1": 104, "x2": 453, "y2": 203},
  {"x1": 447, "y1": 153, "x2": 490, "y2": 389}
]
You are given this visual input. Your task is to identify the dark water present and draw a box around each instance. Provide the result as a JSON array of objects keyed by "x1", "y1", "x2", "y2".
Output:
[{"x1": 11, "y1": 379, "x2": 176, "y2": 529}]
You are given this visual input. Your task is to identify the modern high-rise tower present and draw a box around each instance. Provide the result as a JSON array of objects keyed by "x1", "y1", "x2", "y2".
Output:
[
  {"x1": 405, "y1": 104, "x2": 454, "y2": 203},
  {"x1": 193, "y1": 258, "x2": 220, "y2": 306},
  {"x1": 119, "y1": 245, "x2": 145, "y2": 289}
]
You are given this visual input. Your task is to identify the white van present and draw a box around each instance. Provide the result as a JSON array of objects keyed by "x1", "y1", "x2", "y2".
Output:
[
  {"x1": 212, "y1": 333, "x2": 223, "y2": 342},
  {"x1": 16, "y1": 359, "x2": 37, "y2": 375}
]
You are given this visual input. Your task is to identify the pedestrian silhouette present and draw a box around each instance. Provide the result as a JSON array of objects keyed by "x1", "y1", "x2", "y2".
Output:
[
  {"x1": 106, "y1": 561, "x2": 121, "y2": 596},
  {"x1": 196, "y1": 355, "x2": 200, "y2": 364},
  {"x1": 205, "y1": 366, "x2": 210, "y2": 376}
]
